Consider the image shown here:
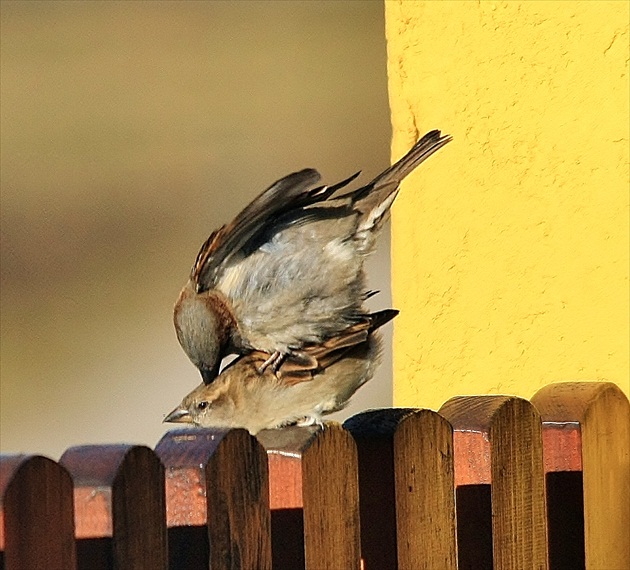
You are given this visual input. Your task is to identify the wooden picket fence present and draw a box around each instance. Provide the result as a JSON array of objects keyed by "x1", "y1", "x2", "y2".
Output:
[{"x1": 1, "y1": 381, "x2": 628, "y2": 570}]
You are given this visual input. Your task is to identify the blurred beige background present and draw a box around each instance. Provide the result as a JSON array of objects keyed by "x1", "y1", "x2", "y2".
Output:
[{"x1": 1, "y1": 1, "x2": 392, "y2": 458}]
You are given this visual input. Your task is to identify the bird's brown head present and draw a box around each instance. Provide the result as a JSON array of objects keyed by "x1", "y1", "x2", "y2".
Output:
[{"x1": 173, "y1": 283, "x2": 236, "y2": 384}]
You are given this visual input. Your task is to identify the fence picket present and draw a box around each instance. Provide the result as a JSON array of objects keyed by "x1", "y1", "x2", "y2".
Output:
[
  {"x1": 0, "y1": 455, "x2": 77, "y2": 570},
  {"x1": 532, "y1": 382, "x2": 630, "y2": 570},
  {"x1": 60, "y1": 445, "x2": 167, "y2": 570},
  {"x1": 441, "y1": 396, "x2": 549, "y2": 570},
  {"x1": 155, "y1": 428, "x2": 219, "y2": 570},
  {"x1": 257, "y1": 422, "x2": 361, "y2": 570},
  {"x1": 0, "y1": 383, "x2": 626, "y2": 570},
  {"x1": 156, "y1": 428, "x2": 272, "y2": 570},
  {"x1": 345, "y1": 408, "x2": 457, "y2": 570}
]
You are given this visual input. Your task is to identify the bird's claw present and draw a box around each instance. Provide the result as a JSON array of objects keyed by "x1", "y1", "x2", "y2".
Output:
[
  {"x1": 257, "y1": 351, "x2": 286, "y2": 375},
  {"x1": 296, "y1": 416, "x2": 325, "y2": 430}
]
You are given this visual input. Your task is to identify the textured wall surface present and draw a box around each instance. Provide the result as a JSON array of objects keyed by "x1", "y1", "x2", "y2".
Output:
[{"x1": 386, "y1": 1, "x2": 629, "y2": 408}]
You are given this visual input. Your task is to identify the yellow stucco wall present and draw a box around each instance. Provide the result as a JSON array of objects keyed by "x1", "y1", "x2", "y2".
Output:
[{"x1": 386, "y1": 1, "x2": 629, "y2": 409}]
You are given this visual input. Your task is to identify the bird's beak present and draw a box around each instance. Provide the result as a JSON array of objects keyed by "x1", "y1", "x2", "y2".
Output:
[{"x1": 163, "y1": 407, "x2": 193, "y2": 424}]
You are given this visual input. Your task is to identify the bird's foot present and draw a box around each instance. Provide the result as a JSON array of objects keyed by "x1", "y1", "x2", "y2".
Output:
[
  {"x1": 296, "y1": 416, "x2": 325, "y2": 430},
  {"x1": 257, "y1": 351, "x2": 286, "y2": 375}
]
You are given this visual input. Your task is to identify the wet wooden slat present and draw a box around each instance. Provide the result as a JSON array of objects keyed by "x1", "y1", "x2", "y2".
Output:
[
  {"x1": 0, "y1": 454, "x2": 77, "y2": 570},
  {"x1": 60, "y1": 444, "x2": 167, "y2": 570},
  {"x1": 441, "y1": 396, "x2": 549, "y2": 570},
  {"x1": 257, "y1": 423, "x2": 361, "y2": 570},
  {"x1": 156, "y1": 428, "x2": 272, "y2": 570},
  {"x1": 344, "y1": 408, "x2": 457, "y2": 570},
  {"x1": 532, "y1": 382, "x2": 630, "y2": 570}
]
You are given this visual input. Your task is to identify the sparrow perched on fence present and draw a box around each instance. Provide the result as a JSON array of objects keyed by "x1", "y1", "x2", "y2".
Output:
[
  {"x1": 174, "y1": 130, "x2": 451, "y2": 383},
  {"x1": 164, "y1": 309, "x2": 397, "y2": 433}
]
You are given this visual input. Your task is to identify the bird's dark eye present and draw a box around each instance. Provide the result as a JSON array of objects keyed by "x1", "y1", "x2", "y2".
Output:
[{"x1": 197, "y1": 401, "x2": 209, "y2": 411}]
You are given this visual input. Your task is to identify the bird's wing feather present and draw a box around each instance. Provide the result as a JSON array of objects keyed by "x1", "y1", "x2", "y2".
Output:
[
  {"x1": 214, "y1": 131, "x2": 450, "y2": 353},
  {"x1": 191, "y1": 130, "x2": 449, "y2": 358},
  {"x1": 350, "y1": 130, "x2": 453, "y2": 249},
  {"x1": 192, "y1": 169, "x2": 361, "y2": 291},
  {"x1": 264, "y1": 309, "x2": 399, "y2": 386}
]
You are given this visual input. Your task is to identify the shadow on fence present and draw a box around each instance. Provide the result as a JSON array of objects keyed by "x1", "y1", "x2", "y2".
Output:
[{"x1": 1, "y1": 381, "x2": 628, "y2": 570}]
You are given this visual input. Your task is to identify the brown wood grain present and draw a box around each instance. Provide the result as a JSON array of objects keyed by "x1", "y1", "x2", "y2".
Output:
[
  {"x1": 532, "y1": 382, "x2": 630, "y2": 570},
  {"x1": 344, "y1": 408, "x2": 457, "y2": 570},
  {"x1": 0, "y1": 454, "x2": 77, "y2": 570},
  {"x1": 205, "y1": 429, "x2": 272, "y2": 570},
  {"x1": 157, "y1": 428, "x2": 272, "y2": 570},
  {"x1": 258, "y1": 423, "x2": 361, "y2": 570},
  {"x1": 394, "y1": 409, "x2": 457, "y2": 570},
  {"x1": 344, "y1": 408, "x2": 414, "y2": 569},
  {"x1": 3, "y1": 382, "x2": 624, "y2": 570},
  {"x1": 441, "y1": 396, "x2": 549, "y2": 570},
  {"x1": 60, "y1": 444, "x2": 167, "y2": 570}
]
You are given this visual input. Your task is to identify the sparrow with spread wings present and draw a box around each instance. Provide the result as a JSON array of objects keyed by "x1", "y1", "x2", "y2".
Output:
[{"x1": 173, "y1": 130, "x2": 452, "y2": 384}]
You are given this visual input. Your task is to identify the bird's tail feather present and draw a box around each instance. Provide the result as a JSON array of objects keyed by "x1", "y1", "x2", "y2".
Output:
[
  {"x1": 366, "y1": 308, "x2": 399, "y2": 333},
  {"x1": 353, "y1": 130, "x2": 451, "y2": 248},
  {"x1": 370, "y1": 129, "x2": 452, "y2": 191}
]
